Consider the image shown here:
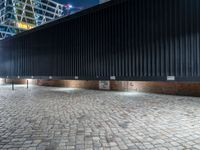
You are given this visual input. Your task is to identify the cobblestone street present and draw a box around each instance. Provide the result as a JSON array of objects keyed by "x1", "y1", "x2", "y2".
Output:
[{"x1": 0, "y1": 85, "x2": 200, "y2": 150}]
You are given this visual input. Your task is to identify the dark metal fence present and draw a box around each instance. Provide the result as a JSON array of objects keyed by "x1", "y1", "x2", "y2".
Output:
[{"x1": 0, "y1": 0, "x2": 200, "y2": 81}]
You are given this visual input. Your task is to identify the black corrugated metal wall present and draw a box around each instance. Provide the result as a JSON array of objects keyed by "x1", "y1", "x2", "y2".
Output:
[{"x1": 0, "y1": 0, "x2": 200, "y2": 81}]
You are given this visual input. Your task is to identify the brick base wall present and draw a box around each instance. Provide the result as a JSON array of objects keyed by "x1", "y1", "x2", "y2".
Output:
[
  {"x1": 5, "y1": 79, "x2": 36, "y2": 84},
  {"x1": 2, "y1": 79, "x2": 200, "y2": 96},
  {"x1": 110, "y1": 81, "x2": 128, "y2": 91},
  {"x1": 7, "y1": 79, "x2": 26, "y2": 84},
  {"x1": 37, "y1": 80, "x2": 99, "y2": 90},
  {"x1": 128, "y1": 81, "x2": 200, "y2": 96},
  {"x1": 37, "y1": 80, "x2": 128, "y2": 91}
]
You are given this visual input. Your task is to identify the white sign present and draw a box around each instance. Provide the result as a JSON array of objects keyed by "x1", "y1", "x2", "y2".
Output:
[
  {"x1": 167, "y1": 76, "x2": 175, "y2": 81},
  {"x1": 99, "y1": 81, "x2": 110, "y2": 90}
]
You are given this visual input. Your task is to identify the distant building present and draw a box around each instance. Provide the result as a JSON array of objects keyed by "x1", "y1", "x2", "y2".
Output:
[{"x1": 0, "y1": 0, "x2": 64, "y2": 40}]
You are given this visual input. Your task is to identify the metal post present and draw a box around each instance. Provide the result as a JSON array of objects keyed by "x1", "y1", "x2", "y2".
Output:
[
  {"x1": 12, "y1": 80, "x2": 14, "y2": 91},
  {"x1": 27, "y1": 80, "x2": 29, "y2": 89}
]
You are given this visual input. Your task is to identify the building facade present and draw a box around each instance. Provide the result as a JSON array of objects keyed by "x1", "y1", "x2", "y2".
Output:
[{"x1": 0, "y1": 0, "x2": 64, "y2": 40}]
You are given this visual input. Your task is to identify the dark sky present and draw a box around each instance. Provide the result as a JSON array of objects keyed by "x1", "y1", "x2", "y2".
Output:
[{"x1": 54, "y1": 0, "x2": 99, "y2": 8}]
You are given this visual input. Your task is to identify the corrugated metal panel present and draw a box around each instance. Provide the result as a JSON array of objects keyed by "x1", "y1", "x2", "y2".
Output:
[{"x1": 0, "y1": 0, "x2": 200, "y2": 81}]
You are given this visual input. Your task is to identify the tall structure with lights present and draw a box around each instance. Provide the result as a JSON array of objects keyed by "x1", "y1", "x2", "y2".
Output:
[{"x1": 0, "y1": 0, "x2": 64, "y2": 40}]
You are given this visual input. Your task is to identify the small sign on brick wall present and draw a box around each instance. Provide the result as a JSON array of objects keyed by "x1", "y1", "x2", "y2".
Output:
[
  {"x1": 99, "y1": 81, "x2": 110, "y2": 90},
  {"x1": 167, "y1": 76, "x2": 175, "y2": 81}
]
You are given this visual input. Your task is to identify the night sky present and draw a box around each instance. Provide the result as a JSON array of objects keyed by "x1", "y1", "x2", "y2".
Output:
[{"x1": 54, "y1": 0, "x2": 99, "y2": 9}]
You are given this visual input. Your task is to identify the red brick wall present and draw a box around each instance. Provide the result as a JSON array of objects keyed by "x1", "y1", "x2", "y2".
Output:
[
  {"x1": 5, "y1": 79, "x2": 36, "y2": 84},
  {"x1": 5, "y1": 79, "x2": 26, "y2": 84},
  {"x1": 128, "y1": 81, "x2": 200, "y2": 96},
  {"x1": 110, "y1": 81, "x2": 128, "y2": 91},
  {"x1": 37, "y1": 80, "x2": 128, "y2": 91},
  {"x1": 37, "y1": 80, "x2": 130, "y2": 91},
  {"x1": 37, "y1": 80, "x2": 65, "y2": 87},
  {"x1": 3, "y1": 79, "x2": 200, "y2": 97},
  {"x1": 37, "y1": 80, "x2": 99, "y2": 90}
]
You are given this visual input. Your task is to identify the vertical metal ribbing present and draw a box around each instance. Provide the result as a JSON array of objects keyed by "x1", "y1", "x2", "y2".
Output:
[
  {"x1": 139, "y1": 0, "x2": 142, "y2": 77},
  {"x1": 1, "y1": 0, "x2": 200, "y2": 81},
  {"x1": 146, "y1": 0, "x2": 150, "y2": 77},
  {"x1": 156, "y1": 0, "x2": 161, "y2": 77},
  {"x1": 193, "y1": 0, "x2": 197, "y2": 77},
  {"x1": 197, "y1": 0, "x2": 200, "y2": 76},
  {"x1": 127, "y1": 1, "x2": 132, "y2": 77},
  {"x1": 174, "y1": 0, "x2": 178, "y2": 77},
  {"x1": 135, "y1": 0, "x2": 139, "y2": 77},
  {"x1": 121, "y1": 2, "x2": 125, "y2": 77},
  {"x1": 110, "y1": 5, "x2": 115, "y2": 77},
  {"x1": 143, "y1": 0, "x2": 147, "y2": 77},
  {"x1": 183, "y1": 0, "x2": 187, "y2": 77}
]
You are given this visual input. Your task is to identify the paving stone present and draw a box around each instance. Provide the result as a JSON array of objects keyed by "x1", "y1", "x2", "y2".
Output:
[{"x1": 0, "y1": 85, "x2": 200, "y2": 149}]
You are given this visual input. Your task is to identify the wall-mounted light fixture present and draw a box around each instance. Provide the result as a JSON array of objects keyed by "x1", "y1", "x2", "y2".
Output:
[{"x1": 110, "y1": 76, "x2": 116, "y2": 80}]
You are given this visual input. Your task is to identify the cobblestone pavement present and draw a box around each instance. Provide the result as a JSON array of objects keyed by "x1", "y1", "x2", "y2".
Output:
[{"x1": 0, "y1": 85, "x2": 200, "y2": 150}]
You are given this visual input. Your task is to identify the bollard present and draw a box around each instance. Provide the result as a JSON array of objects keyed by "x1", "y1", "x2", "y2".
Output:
[
  {"x1": 27, "y1": 80, "x2": 29, "y2": 89},
  {"x1": 12, "y1": 80, "x2": 14, "y2": 91}
]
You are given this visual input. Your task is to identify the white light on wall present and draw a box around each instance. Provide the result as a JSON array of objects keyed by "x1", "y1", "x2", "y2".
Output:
[
  {"x1": 0, "y1": 78, "x2": 4, "y2": 84},
  {"x1": 27, "y1": 79, "x2": 33, "y2": 82}
]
